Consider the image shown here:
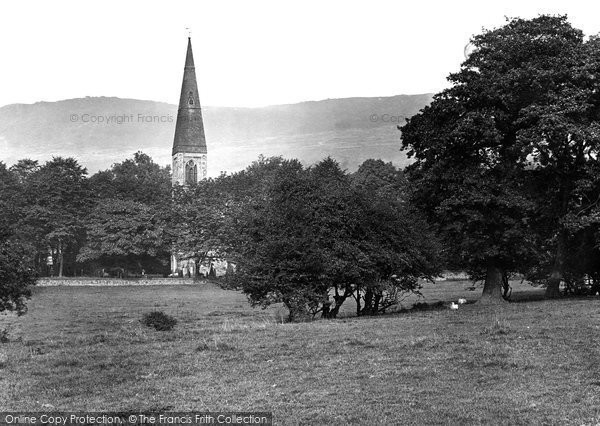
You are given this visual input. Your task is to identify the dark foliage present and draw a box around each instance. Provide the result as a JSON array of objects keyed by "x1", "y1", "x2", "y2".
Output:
[
  {"x1": 77, "y1": 199, "x2": 171, "y2": 275},
  {"x1": 224, "y1": 157, "x2": 441, "y2": 321},
  {"x1": 0, "y1": 240, "x2": 37, "y2": 315},
  {"x1": 142, "y1": 311, "x2": 177, "y2": 331},
  {"x1": 89, "y1": 151, "x2": 171, "y2": 206},
  {"x1": 400, "y1": 15, "x2": 600, "y2": 301}
]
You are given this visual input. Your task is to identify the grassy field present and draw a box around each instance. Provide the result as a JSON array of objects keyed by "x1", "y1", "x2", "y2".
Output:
[{"x1": 1, "y1": 280, "x2": 600, "y2": 425}]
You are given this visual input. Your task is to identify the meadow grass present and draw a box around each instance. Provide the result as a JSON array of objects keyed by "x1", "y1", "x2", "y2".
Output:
[{"x1": 1, "y1": 280, "x2": 600, "y2": 425}]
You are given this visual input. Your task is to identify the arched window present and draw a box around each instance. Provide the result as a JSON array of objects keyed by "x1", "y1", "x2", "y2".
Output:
[
  {"x1": 185, "y1": 160, "x2": 197, "y2": 184},
  {"x1": 188, "y1": 91, "x2": 194, "y2": 106}
]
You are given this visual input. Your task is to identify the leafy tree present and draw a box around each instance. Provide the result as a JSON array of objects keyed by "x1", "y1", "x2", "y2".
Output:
[
  {"x1": 350, "y1": 160, "x2": 440, "y2": 315},
  {"x1": 401, "y1": 19, "x2": 560, "y2": 302},
  {"x1": 77, "y1": 199, "x2": 171, "y2": 274},
  {"x1": 0, "y1": 240, "x2": 37, "y2": 315},
  {"x1": 353, "y1": 159, "x2": 407, "y2": 196},
  {"x1": 9, "y1": 159, "x2": 40, "y2": 184},
  {"x1": 515, "y1": 31, "x2": 600, "y2": 297},
  {"x1": 168, "y1": 156, "x2": 307, "y2": 279},
  {"x1": 89, "y1": 151, "x2": 171, "y2": 206},
  {"x1": 1, "y1": 162, "x2": 46, "y2": 278},
  {"x1": 552, "y1": 159, "x2": 600, "y2": 295},
  {"x1": 0, "y1": 162, "x2": 37, "y2": 314},
  {"x1": 84, "y1": 152, "x2": 171, "y2": 275},
  {"x1": 0, "y1": 163, "x2": 20, "y2": 240},
  {"x1": 402, "y1": 96, "x2": 541, "y2": 302},
  {"x1": 401, "y1": 16, "x2": 595, "y2": 301},
  {"x1": 169, "y1": 177, "x2": 234, "y2": 275},
  {"x1": 225, "y1": 158, "x2": 325, "y2": 321},
  {"x1": 17, "y1": 157, "x2": 92, "y2": 276},
  {"x1": 225, "y1": 157, "x2": 440, "y2": 321}
]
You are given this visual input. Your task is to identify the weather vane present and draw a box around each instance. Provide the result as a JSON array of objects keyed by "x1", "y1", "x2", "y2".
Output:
[{"x1": 186, "y1": 27, "x2": 192, "y2": 38}]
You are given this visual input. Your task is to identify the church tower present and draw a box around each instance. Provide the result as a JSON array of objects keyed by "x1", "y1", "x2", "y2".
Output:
[
  {"x1": 172, "y1": 37, "x2": 207, "y2": 185},
  {"x1": 170, "y1": 36, "x2": 208, "y2": 277}
]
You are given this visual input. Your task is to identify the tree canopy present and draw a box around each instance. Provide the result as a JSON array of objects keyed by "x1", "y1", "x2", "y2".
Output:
[
  {"x1": 224, "y1": 157, "x2": 441, "y2": 321},
  {"x1": 0, "y1": 162, "x2": 37, "y2": 314},
  {"x1": 89, "y1": 151, "x2": 171, "y2": 206},
  {"x1": 77, "y1": 198, "x2": 171, "y2": 274},
  {"x1": 14, "y1": 157, "x2": 91, "y2": 277},
  {"x1": 401, "y1": 15, "x2": 600, "y2": 301}
]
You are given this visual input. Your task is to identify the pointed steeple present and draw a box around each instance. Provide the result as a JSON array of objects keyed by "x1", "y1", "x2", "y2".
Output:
[
  {"x1": 172, "y1": 37, "x2": 207, "y2": 155},
  {"x1": 184, "y1": 37, "x2": 195, "y2": 68}
]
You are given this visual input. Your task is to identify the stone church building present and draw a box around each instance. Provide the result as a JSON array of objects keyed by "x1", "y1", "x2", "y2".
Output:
[{"x1": 170, "y1": 37, "x2": 214, "y2": 277}]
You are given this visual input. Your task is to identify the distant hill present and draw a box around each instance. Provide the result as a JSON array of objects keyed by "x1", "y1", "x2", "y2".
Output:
[{"x1": 0, "y1": 94, "x2": 433, "y2": 176}]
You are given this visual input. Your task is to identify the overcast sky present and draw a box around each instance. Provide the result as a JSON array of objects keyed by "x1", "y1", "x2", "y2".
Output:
[{"x1": 1, "y1": 0, "x2": 599, "y2": 108}]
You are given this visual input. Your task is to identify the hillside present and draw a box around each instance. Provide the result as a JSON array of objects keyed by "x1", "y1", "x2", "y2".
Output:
[{"x1": 0, "y1": 94, "x2": 433, "y2": 175}]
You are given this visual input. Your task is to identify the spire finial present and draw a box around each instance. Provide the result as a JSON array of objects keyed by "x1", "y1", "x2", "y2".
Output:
[{"x1": 186, "y1": 27, "x2": 192, "y2": 39}]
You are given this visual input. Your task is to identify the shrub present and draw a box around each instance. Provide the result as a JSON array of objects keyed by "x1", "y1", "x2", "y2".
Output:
[
  {"x1": 0, "y1": 328, "x2": 9, "y2": 343},
  {"x1": 142, "y1": 311, "x2": 177, "y2": 331}
]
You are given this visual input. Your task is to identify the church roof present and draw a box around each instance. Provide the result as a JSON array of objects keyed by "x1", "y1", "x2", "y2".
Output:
[{"x1": 172, "y1": 37, "x2": 207, "y2": 156}]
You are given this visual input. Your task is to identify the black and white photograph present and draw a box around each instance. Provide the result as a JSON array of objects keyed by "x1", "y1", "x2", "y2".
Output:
[{"x1": 1, "y1": 0, "x2": 600, "y2": 424}]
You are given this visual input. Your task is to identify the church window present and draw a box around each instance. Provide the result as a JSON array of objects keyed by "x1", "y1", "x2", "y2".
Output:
[
  {"x1": 185, "y1": 160, "x2": 197, "y2": 184},
  {"x1": 188, "y1": 91, "x2": 194, "y2": 106}
]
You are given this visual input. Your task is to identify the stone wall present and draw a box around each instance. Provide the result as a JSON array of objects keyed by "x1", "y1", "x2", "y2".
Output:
[{"x1": 37, "y1": 277, "x2": 205, "y2": 287}]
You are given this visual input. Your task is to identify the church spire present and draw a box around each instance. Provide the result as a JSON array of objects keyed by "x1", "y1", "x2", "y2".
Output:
[
  {"x1": 170, "y1": 34, "x2": 209, "y2": 276},
  {"x1": 172, "y1": 36, "x2": 207, "y2": 156},
  {"x1": 184, "y1": 36, "x2": 195, "y2": 68}
]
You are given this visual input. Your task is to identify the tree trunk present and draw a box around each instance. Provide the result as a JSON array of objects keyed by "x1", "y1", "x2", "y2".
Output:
[
  {"x1": 546, "y1": 229, "x2": 567, "y2": 298},
  {"x1": 49, "y1": 248, "x2": 55, "y2": 277},
  {"x1": 478, "y1": 265, "x2": 506, "y2": 304},
  {"x1": 372, "y1": 293, "x2": 382, "y2": 315},
  {"x1": 547, "y1": 182, "x2": 570, "y2": 298},
  {"x1": 360, "y1": 288, "x2": 374, "y2": 316},
  {"x1": 58, "y1": 241, "x2": 64, "y2": 278},
  {"x1": 321, "y1": 300, "x2": 332, "y2": 319},
  {"x1": 328, "y1": 287, "x2": 352, "y2": 319},
  {"x1": 546, "y1": 270, "x2": 562, "y2": 298}
]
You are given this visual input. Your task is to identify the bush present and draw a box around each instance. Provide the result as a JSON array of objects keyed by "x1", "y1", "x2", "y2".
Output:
[
  {"x1": 0, "y1": 241, "x2": 37, "y2": 315},
  {"x1": 142, "y1": 311, "x2": 177, "y2": 331},
  {"x1": 0, "y1": 328, "x2": 9, "y2": 343}
]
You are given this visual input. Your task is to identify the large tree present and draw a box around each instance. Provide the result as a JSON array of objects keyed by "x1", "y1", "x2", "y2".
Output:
[
  {"x1": 77, "y1": 199, "x2": 171, "y2": 274},
  {"x1": 225, "y1": 157, "x2": 440, "y2": 321},
  {"x1": 0, "y1": 163, "x2": 20, "y2": 240},
  {"x1": 17, "y1": 157, "x2": 92, "y2": 276},
  {"x1": 84, "y1": 152, "x2": 172, "y2": 274},
  {"x1": 9, "y1": 159, "x2": 40, "y2": 185},
  {"x1": 225, "y1": 158, "x2": 326, "y2": 321},
  {"x1": 350, "y1": 159, "x2": 440, "y2": 315},
  {"x1": 89, "y1": 151, "x2": 171, "y2": 207},
  {"x1": 517, "y1": 32, "x2": 600, "y2": 297},
  {"x1": 399, "y1": 16, "x2": 597, "y2": 302},
  {"x1": 0, "y1": 162, "x2": 37, "y2": 314},
  {"x1": 169, "y1": 176, "x2": 236, "y2": 275}
]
